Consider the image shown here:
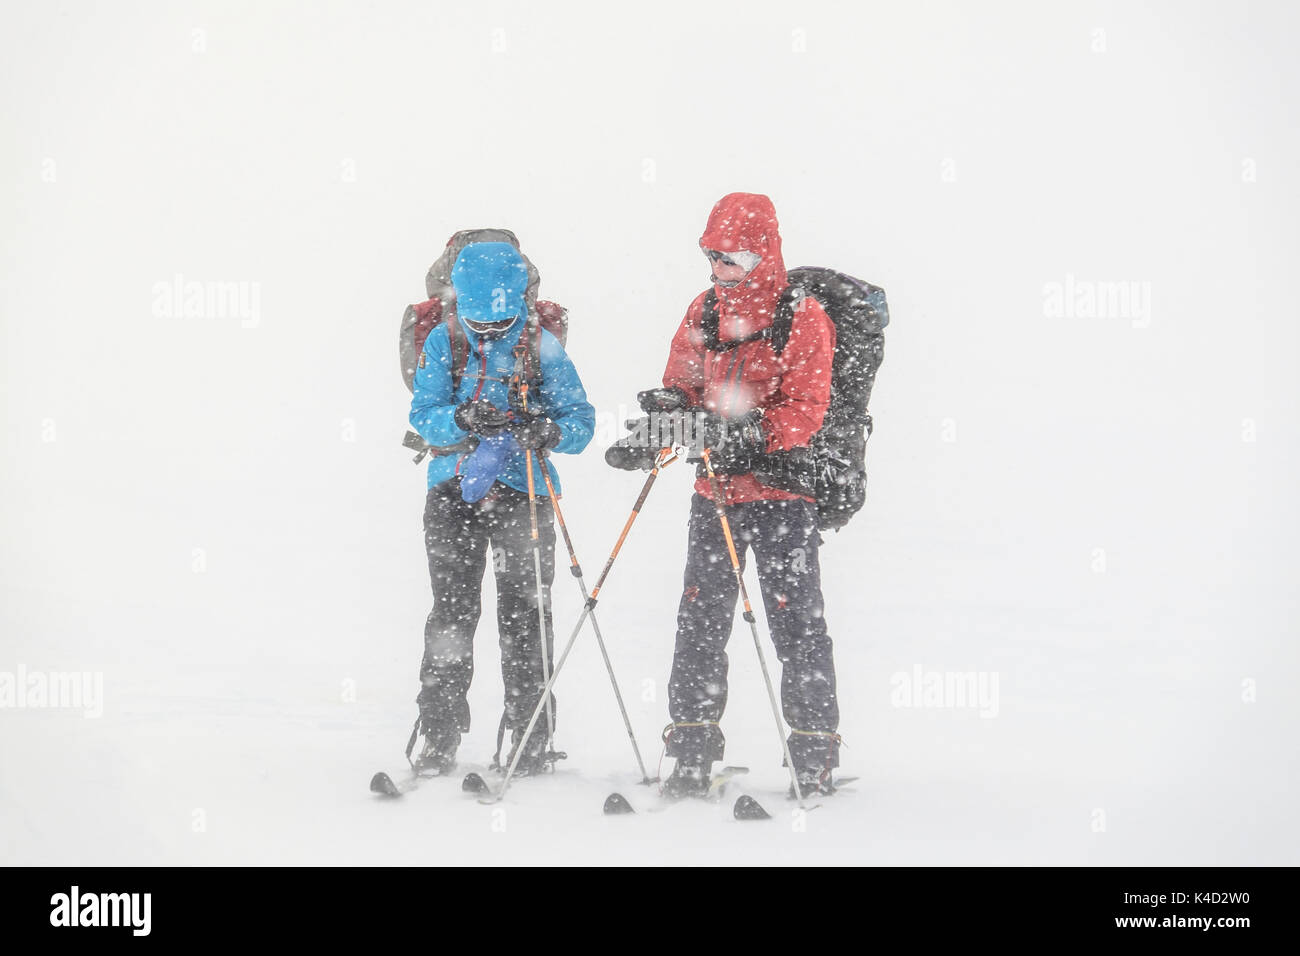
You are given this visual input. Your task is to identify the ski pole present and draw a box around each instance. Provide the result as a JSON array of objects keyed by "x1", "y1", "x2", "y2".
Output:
[
  {"x1": 539, "y1": 456, "x2": 652, "y2": 784},
  {"x1": 518, "y1": 381, "x2": 556, "y2": 751},
  {"x1": 523, "y1": 446, "x2": 556, "y2": 748},
  {"x1": 700, "y1": 449, "x2": 807, "y2": 810},
  {"x1": 487, "y1": 445, "x2": 681, "y2": 803}
]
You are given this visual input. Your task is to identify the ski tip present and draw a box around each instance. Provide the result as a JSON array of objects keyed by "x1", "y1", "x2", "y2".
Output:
[
  {"x1": 733, "y1": 794, "x2": 771, "y2": 821},
  {"x1": 461, "y1": 772, "x2": 489, "y2": 795},
  {"x1": 603, "y1": 792, "x2": 635, "y2": 815},
  {"x1": 370, "y1": 772, "x2": 401, "y2": 797}
]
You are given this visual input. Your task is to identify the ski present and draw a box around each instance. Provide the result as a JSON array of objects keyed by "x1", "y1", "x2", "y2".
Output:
[
  {"x1": 471, "y1": 745, "x2": 575, "y2": 804},
  {"x1": 734, "y1": 794, "x2": 770, "y2": 820},
  {"x1": 603, "y1": 766, "x2": 749, "y2": 815},
  {"x1": 368, "y1": 765, "x2": 460, "y2": 798},
  {"x1": 732, "y1": 774, "x2": 861, "y2": 820},
  {"x1": 369, "y1": 771, "x2": 409, "y2": 797},
  {"x1": 788, "y1": 774, "x2": 860, "y2": 799},
  {"x1": 369, "y1": 761, "x2": 493, "y2": 799},
  {"x1": 472, "y1": 767, "x2": 558, "y2": 804},
  {"x1": 369, "y1": 768, "x2": 442, "y2": 798},
  {"x1": 707, "y1": 765, "x2": 749, "y2": 798}
]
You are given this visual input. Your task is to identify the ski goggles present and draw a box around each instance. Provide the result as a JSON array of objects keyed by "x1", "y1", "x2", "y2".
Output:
[
  {"x1": 462, "y1": 314, "x2": 519, "y2": 337},
  {"x1": 704, "y1": 248, "x2": 762, "y2": 271}
]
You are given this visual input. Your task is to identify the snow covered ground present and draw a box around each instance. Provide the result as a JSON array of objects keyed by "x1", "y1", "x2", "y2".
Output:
[{"x1": 3, "y1": 0, "x2": 1298, "y2": 866}]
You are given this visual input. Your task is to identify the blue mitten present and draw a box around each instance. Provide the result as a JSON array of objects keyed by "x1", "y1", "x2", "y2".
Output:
[{"x1": 459, "y1": 431, "x2": 520, "y2": 503}]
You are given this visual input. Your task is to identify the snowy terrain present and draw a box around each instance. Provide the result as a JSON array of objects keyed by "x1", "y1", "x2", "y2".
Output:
[{"x1": 2, "y1": 1, "x2": 1298, "y2": 866}]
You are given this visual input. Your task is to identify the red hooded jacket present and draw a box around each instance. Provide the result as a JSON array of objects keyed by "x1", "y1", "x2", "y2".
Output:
[{"x1": 661, "y1": 193, "x2": 835, "y2": 505}]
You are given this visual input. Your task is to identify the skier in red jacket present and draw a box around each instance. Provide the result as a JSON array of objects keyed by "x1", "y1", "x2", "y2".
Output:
[{"x1": 616, "y1": 192, "x2": 842, "y2": 798}]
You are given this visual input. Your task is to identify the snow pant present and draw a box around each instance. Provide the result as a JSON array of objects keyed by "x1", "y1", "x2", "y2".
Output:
[
  {"x1": 417, "y1": 478, "x2": 556, "y2": 756},
  {"x1": 665, "y1": 493, "x2": 840, "y2": 772}
]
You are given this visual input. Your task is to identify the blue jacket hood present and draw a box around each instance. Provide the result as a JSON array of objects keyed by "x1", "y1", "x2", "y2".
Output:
[{"x1": 450, "y1": 242, "x2": 529, "y2": 328}]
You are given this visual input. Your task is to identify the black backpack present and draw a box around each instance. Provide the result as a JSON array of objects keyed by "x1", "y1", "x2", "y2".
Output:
[{"x1": 701, "y1": 266, "x2": 888, "y2": 531}]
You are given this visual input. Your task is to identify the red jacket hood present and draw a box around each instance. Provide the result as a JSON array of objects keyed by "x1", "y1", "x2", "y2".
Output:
[{"x1": 699, "y1": 192, "x2": 787, "y2": 340}]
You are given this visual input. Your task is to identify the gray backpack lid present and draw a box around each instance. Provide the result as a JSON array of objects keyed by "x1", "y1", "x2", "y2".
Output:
[{"x1": 424, "y1": 228, "x2": 541, "y2": 309}]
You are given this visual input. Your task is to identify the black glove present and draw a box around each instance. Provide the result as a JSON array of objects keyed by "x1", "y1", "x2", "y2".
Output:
[
  {"x1": 637, "y1": 386, "x2": 690, "y2": 414},
  {"x1": 605, "y1": 437, "x2": 658, "y2": 471},
  {"x1": 693, "y1": 410, "x2": 766, "y2": 472},
  {"x1": 510, "y1": 415, "x2": 563, "y2": 450},
  {"x1": 605, "y1": 406, "x2": 693, "y2": 471},
  {"x1": 454, "y1": 399, "x2": 508, "y2": 437}
]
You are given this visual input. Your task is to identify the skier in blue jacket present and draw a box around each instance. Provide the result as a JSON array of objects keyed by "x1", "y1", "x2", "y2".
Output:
[{"x1": 408, "y1": 242, "x2": 595, "y2": 775}]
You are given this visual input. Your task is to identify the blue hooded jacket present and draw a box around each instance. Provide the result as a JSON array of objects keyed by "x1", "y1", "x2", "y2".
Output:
[{"x1": 409, "y1": 243, "x2": 595, "y2": 494}]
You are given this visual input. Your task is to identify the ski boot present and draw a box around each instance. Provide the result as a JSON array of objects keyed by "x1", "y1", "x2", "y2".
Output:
[
  {"x1": 789, "y1": 767, "x2": 836, "y2": 799},
  {"x1": 412, "y1": 728, "x2": 460, "y2": 776},
  {"x1": 661, "y1": 760, "x2": 711, "y2": 799},
  {"x1": 496, "y1": 726, "x2": 565, "y2": 777}
]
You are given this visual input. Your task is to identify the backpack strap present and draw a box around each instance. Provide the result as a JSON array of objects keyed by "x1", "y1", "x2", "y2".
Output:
[
  {"x1": 701, "y1": 289, "x2": 721, "y2": 351},
  {"x1": 508, "y1": 313, "x2": 546, "y2": 414},
  {"x1": 700, "y1": 285, "x2": 803, "y2": 356},
  {"x1": 530, "y1": 313, "x2": 544, "y2": 385},
  {"x1": 769, "y1": 285, "x2": 803, "y2": 356},
  {"x1": 446, "y1": 302, "x2": 470, "y2": 391}
]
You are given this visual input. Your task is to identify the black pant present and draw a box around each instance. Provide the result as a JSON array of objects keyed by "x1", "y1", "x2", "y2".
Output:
[
  {"x1": 418, "y1": 479, "x2": 556, "y2": 752},
  {"x1": 666, "y1": 494, "x2": 840, "y2": 772}
]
